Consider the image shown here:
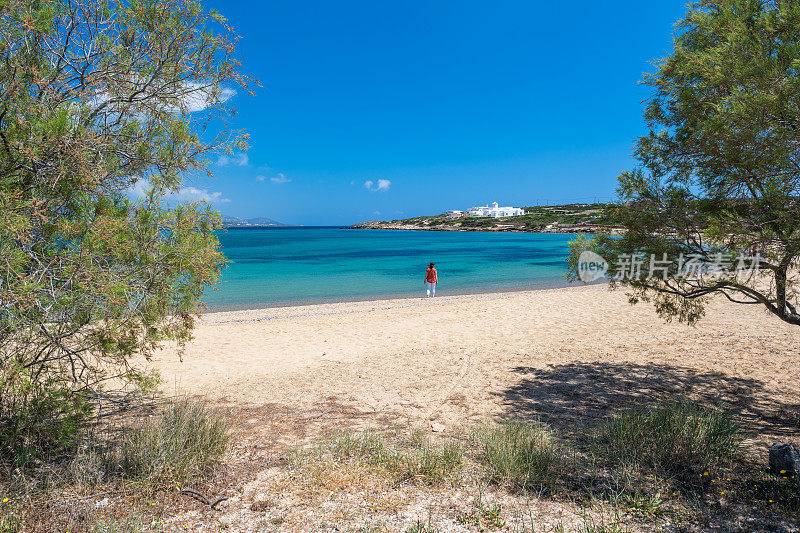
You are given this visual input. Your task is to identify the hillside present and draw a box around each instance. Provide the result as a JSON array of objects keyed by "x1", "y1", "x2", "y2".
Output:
[
  {"x1": 221, "y1": 216, "x2": 287, "y2": 228},
  {"x1": 350, "y1": 203, "x2": 624, "y2": 233}
]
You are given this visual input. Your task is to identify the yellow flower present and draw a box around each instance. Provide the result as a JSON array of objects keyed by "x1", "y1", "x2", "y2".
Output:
[
  {"x1": 2, "y1": 498, "x2": 8, "y2": 503},
  {"x1": 703, "y1": 472, "x2": 709, "y2": 476},
  {"x1": 721, "y1": 491, "x2": 726, "y2": 495},
  {"x1": 769, "y1": 499, "x2": 774, "y2": 503},
  {"x1": 781, "y1": 470, "x2": 786, "y2": 474}
]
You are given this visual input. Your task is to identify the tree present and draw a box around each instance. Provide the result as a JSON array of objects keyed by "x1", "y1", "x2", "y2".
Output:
[
  {"x1": 0, "y1": 0, "x2": 252, "y2": 453},
  {"x1": 569, "y1": 0, "x2": 800, "y2": 327}
]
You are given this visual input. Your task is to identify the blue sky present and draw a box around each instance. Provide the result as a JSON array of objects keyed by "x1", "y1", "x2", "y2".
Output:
[{"x1": 191, "y1": 1, "x2": 689, "y2": 226}]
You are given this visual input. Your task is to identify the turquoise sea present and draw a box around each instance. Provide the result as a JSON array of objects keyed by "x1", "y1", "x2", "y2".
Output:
[{"x1": 206, "y1": 227, "x2": 579, "y2": 309}]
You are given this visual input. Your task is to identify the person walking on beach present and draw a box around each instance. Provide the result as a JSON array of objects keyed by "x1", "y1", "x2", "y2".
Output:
[{"x1": 425, "y1": 262, "x2": 438, "y2": 298}]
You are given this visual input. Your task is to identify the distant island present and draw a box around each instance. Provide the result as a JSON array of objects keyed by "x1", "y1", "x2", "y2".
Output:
[
  {"x1": 221, "y1": 216, "x2": 288, "y2": 228},
  {"x1": 349, "y1": 202, "x2": 623, "y2": 234}
]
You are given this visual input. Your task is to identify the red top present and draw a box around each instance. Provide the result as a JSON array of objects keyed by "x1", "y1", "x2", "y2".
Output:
[{"x1": 425, "y1": 268, "x2": 437, "y2": 283}]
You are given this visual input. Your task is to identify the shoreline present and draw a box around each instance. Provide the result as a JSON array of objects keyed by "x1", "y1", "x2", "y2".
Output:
[
  {"x1": 200, "y1": 283, "x2": 600, "y2": 323},
  {"x1": 152, "y1": 283, "x2": 800, "y2": 438},
  {"x1": 204, "y1": 278, "x2": 605, "y2": 313},
  {"x1": 347, "y1": 223, "x2": 616, "y2": 234}
]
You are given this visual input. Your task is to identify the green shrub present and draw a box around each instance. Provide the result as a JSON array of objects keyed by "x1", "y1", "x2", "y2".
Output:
[
  {"x1": 390, "y1": 437, "x2": 463, "y2": 485},
  {"x1": 599, "y1": 402, "x2": 742, "y2": 477},
  {"x1": 474, "y1": 420, "x2": 562, "y2": 491},
  {"x1": 116, "y1": 398, "x2": 230, "y2": 482},
  {"x1": 0, "y1": 371, "x2": 92, "y2": 468}
]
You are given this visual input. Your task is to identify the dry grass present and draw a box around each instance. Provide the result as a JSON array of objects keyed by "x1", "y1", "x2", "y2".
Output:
[
  {"x1": 473, "y1": 419, "x2": 563, "y2": 492},
  {"x1": 294, "y1": 429, "x2": 464, "y2": 487},
  {"x1": 598, "y1": 402, "x2": 743, "y2": 478},
  {"x1": 113, "y1": 397, "x2": 231, "y2": 482},
  {"x1": 0, "y1": 398, "x2": 231, "y2": 532},
  {"x1": 6, "y1": 400, "x2": 799, "y2": 531},
  {"x1": 267, "y1": 410, "x2": 792, "y2": 530}
]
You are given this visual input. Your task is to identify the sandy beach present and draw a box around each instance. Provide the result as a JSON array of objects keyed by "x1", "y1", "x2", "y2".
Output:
[{"x1": 150, "y1": 284, "x2": 800, "y2": 445}]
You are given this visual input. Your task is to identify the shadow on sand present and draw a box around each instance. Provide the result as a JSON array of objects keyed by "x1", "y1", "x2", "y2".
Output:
[{"x1": 498, "y1": 362, "x2": 800, "y2": 439}]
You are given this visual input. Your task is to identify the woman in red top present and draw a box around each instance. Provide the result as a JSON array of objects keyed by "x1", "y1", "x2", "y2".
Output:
[{"x1": 425, "y1": 262, "x2": 438, "y2": 298}]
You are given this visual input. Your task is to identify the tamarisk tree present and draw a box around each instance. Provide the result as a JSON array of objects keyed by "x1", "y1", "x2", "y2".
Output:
[
  {"x1": 569, "y1": 0, "x2": 800, "y2": 326},
  {"x1": 0, "y1": 0, "x2": 251, "y2": 409}
]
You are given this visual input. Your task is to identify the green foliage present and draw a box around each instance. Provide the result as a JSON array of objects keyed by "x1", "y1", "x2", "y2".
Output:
[
  {"x1": 599, "y1": 403, "x2": 742, "y2": 478},
  {"x1": 473, "y1": 419, "x2": 562, "y2": 492},
  {"x1": 0, "y1": 368, "x2": 92, "y2": 467},
  {"x1": 572, "y1": 0, "x2": 800, "y2": 327},
  {"x1": 114, "y1": 398, "x2": 230, "y2": 482},
  {"x1": 618, "y1": 490, "x2": 666, "y2": 520},
  {"x1": 457, "y1": 217, "x2": 498, "y2": 228},
  {"x1": 0, "y1": 0, "x2": 251, "y2": 462}
]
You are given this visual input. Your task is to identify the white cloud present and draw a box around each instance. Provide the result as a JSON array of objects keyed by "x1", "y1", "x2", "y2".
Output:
[
  {"x1": 256, "y1": 175, "x2": 266, "y2": 181},
  {"x1": 174, "y1": 186, "x2": 230, "y2": 203},
  {"x1": 270, "y1": 173, "x2": 291, "y2": 184},
  {"x1": 90, "y1": 81, "x2": 236, "y2": 116},
  {"x1": 127, "y1": 178, "x2": 150, "y2": 198},
  {"x1": 372, "y1": 210, "x2": 381, "y2": 216},
  {"x1": 216, "y1": 153, "x2": 249, "y2": 167},
  {"x1": 126, "y1": 178, "x2": 229, "y2": 204},
  {"x1": 364, "y1": 179, "x2": 391, "y2": 192},
  {"x1": 180, "y1": 84, "x2": 236, "y2": 113}
]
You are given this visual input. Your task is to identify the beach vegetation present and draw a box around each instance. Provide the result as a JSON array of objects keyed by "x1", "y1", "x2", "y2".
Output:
[
  {"x1": 407, "y1": 515, "x2": 440, "y2": 533},
  {"x1": 569, "y1": 0, "x2": 800, "y2": 327},
  {"x1": 473, "y1": 419, "x2": 562, "y2": 492},
  {"x1": 0, "y1": 0, "x2": 251, "y2": 465},
  {"x1": 0, "y1": 374, "x2": 92, "y2": 468},
  {"x1": 270, "y1": 409, "x2": 800, "y2": 530},
  {"x1": 294, "y1": 429, "x2": 464, "y2": 486},
  {"x1": 597, "y1": 402, "x2": 742, "y2": 480},
  {"x1": 113, "y1": 397, "x2": 231, "y2": 482},
  {"x1": 456, "y1": 489, "x2": 506, "y2": 530},
  {"x1": 0, "y1": 397, "x2": 231, "y2": 530}
]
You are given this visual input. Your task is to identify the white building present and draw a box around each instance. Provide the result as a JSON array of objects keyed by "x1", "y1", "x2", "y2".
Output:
[
  {"x1": 445, "y1": 210, "x2": 465, "y2": 219},
  {"x1": 467, "y1": 202, "x2": 525, "y2": 218}
]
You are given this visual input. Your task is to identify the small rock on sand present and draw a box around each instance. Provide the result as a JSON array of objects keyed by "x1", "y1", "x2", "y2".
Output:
[{"x1": 769, "y1": 443, "x2": 800, "y2": 475}]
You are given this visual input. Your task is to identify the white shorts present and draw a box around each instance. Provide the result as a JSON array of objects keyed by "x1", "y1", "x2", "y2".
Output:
[{"x1": 426, "y1": 282, "x2": 436, "y2": 295}]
